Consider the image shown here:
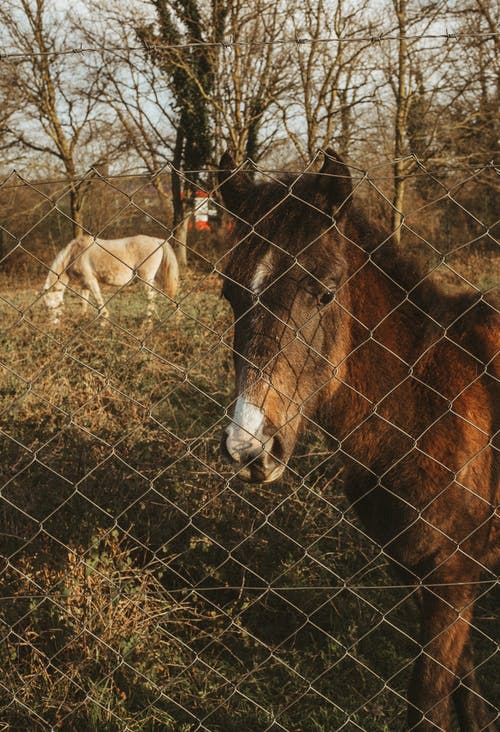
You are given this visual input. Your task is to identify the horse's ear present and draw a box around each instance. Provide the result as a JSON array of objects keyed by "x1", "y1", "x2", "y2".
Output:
[
  {"x1": 218, "y1": 152, "x2": 252, "y2": 215},
  {"x1": 315, "y1": 148, "x2": 353, "y2": 216}
]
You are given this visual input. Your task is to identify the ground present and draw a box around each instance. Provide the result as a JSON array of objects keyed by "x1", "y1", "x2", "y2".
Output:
[{"x1": 0, "y1": 259, "x2": 497, "y2": 731}]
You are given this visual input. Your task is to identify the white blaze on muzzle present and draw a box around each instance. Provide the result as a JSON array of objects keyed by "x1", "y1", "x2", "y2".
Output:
[
  {"x1": 224, "y1": 396, "x2": 286, "y2": 483},
  {"x1": 225, "y1": 397, "x2": 267, "y2": 459}
]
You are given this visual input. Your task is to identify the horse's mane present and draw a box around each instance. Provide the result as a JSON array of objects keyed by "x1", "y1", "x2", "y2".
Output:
[{"x1": 340, "y1": 206, "x2": 499, "y2": 390}]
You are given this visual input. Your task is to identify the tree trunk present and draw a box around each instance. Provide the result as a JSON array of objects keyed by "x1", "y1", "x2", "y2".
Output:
[
  {"x1": 171, "y1": 126, "x2": 188, "y2": 267},
  {"x1": 70, "y1": 185, "x2": 84, "y2": 238},
  {"x1": 391, "y1": 0, "x2": 408, "y2": 246}
]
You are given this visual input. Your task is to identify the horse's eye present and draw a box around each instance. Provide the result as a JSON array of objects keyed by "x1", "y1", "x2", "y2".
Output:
[{"x1": 319, "y1": 290, "x2": 334, "y2": 306}]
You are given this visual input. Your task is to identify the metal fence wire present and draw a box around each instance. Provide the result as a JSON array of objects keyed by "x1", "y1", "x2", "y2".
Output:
[{"x1": 0, "y1": 151, "x2": 498, "y2": 732}]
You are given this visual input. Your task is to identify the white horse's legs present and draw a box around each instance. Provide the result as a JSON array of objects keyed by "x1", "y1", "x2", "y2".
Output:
[
  {"x1": 50, "y1": 306, "x2": 64, "y2": 325},
  {"x1": 84, "y1": 276, "x2": 109, "y2": 323},
  {"x1": 44, "y1": 286, "x2": 65, "y2": 324},
  {"x1": 80, "y1": 288, "x2": 90, "y2": 314},
  {"x1": 144, "y1": 281, "x2": 157, "y2": 319}
]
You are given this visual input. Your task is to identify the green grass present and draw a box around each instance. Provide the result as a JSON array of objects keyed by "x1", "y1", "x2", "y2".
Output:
[{"x1": 0, "y1": 265, "x2": 497, "y2": 731}]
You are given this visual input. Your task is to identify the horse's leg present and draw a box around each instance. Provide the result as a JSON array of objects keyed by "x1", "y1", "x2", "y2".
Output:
[
  {"x1": 51, "y1": 305, "x2": 64, "y2": 324},
  {"x1": 407, "y1": 558, "x2": 479, "y2": 731},
  {"x1": 405, "y1": 567, "x2": 492, "y2": 730},
  {"x1": 453, "y1": 637, "x2": 497, "y2": 732},
  {"x1": 143, "y1": 280, "x2": 157, "y2": 319},
  {"x1": 85, "y1": 275, "x2": 109, "y2": 322},
  {"x1": 80, "y1": 288, "x2": 90, "y2": 314}
]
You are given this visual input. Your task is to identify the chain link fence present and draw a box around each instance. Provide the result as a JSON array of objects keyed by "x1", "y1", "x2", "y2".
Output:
[
  {"x1": 0, "y1": 149, "x2": 497, "y2": 731},
  {"x1": 0, "y1": 10, "x2": 499, "y2": 723}
]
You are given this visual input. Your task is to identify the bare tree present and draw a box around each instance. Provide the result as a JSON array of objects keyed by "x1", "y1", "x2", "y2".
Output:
[
  {"x1": 210, "y1": 0, "x2": 294, "y2": 164},
  {"x1": 136, "y1": 0, "x2": 218, "y2": 266},
  {"x1": 428, "y1": 0, "x2": 499, "y2": 234},
  {"x1": 276, "y1": 0, "x2": 374, "y2": 163},
  {"x1": 371, "y1": 1, "x2": 461, "y2": 243},
  {"x1": 140, "y1": 0, "x2": 294, "y2": 166},
  {"x1": 82, "y1": 2, "x2": 178, "y2": 228},
  {"x1": 0, "y1": 64, "x2": 20, "y2": 163},
  {"x1": 0, "y1": 0, "x2": 107, "y2": 236},
  {"x1": 122, "y1": 0, "x2": 296, "y2": 264},
  {"x1": 439, "y1": 4, "x2": 499, "y2": 155},
  {"x1": 390, "y1": 0, "x2": 409, "y2": 242}
]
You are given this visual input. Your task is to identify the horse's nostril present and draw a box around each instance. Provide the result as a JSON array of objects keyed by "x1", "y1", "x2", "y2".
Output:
[
  {"x1": 268, "y1": 432, "x2": 285, "y2": 463},
  {"x1": 220, "y1": 430, "x2": 238, "y2": 464}
]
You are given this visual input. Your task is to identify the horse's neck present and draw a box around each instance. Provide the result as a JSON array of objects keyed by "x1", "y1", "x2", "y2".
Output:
[
  {"x1": 49, "y1": 239, "x2": 81, "y2": 284},
  {"x1": 348, "y1": 247, "x2": 429, "y2": 361},
  {"x1": 325, "y1": 250, "x2": 425, "y2": 447},
  {"x1": 56, "y1": 241, "x2": 74, "y2": 271}
]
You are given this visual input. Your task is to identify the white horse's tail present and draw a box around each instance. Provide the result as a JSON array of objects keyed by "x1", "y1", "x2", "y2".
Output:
[{"x1": 158, "y1": 240, "x2": 179, "y2": 299}]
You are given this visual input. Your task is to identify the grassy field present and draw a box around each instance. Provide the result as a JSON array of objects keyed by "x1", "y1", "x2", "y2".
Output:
[{"x1": 0, "y1": 256, "x2": 498, "y2": 731}]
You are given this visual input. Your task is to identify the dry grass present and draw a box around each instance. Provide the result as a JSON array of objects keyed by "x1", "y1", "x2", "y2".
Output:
[{"x1": 0, "y1": 249, "x2": 497, "y2": 731}]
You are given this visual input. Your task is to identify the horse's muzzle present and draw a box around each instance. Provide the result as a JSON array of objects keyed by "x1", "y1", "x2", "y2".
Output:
[{"x1": 220, "y1": 428, "x2": 286, "y2": 484}]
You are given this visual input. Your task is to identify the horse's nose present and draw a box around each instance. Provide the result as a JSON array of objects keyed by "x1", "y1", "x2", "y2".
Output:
[{"x1": 221, "y1": 428, "x2": 285, "y2": 483}]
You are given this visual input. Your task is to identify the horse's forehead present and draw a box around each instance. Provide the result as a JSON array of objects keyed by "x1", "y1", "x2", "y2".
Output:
[
  {"x1": 227, "y1": 241, "x2": 324, "y2": 295},
  {"x1": 227, "y1": 244, "x2": 282, "y2": 292},
  {"x1": 249, "y1": 248, "x2": 276, "y2": 294}
]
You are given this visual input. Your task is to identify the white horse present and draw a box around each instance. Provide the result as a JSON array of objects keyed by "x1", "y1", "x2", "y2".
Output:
[{"x1": 43, "y1": 234, "x2": 179, "y2": 323}]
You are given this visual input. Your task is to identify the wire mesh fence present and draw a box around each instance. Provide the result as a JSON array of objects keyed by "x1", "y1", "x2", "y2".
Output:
[
  {"x1": 0, "y1": 145, "x2": 498, "y2": 732},
  {"x1": 0, "y1": 4, "x2": 499, "y2": 726}
]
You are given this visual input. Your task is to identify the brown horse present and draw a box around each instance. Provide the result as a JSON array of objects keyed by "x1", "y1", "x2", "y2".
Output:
[{"x1": 218, "y1": 150, "x2": 499, "y2": 730}]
